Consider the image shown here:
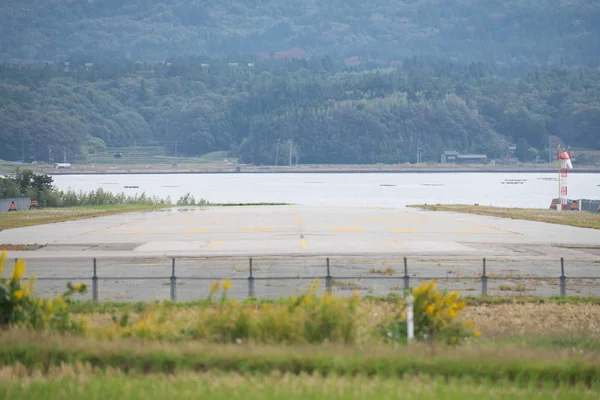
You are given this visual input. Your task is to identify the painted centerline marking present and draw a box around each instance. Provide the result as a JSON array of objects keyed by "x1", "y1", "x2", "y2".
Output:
[
  {"x1": 391, "y1": 228, "x2": 421, "y2": 233},
  {"x1": 206, "y1": 240, "x2": 224, "y2": 250},
  {"x1": 331, "y1": 227, "x2": 363, "y2": 232},
  {"x1": 241, "y1": 227, "x2": 272, "y2": 232}
]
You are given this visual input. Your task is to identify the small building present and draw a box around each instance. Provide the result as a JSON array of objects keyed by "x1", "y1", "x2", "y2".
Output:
[
  {"x1": 456, "y1": 154, "x2": 488, "y2": 164},
  {"x1": 440, "y1": 151, "x2": 458, "y2": 163}
]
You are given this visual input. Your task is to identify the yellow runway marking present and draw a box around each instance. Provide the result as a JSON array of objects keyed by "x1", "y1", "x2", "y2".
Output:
[
  {"x1": 452, "y1": 229, "x2": 484, "y2": 234},
  {"x1": 385, "y1": 240, "x2": 405, "y2": 249},
  {"x1": 179, "y1": 229, "x2": 210, "y2": 233},
  {"x1": 121, "y1": 229, "x2": 152, "y2": 234},
  {"x1": 331, "y1": 227, "x2": 363, "y2": 232},
  {"x1": 356, "y1": 217, "x2": 427, "y2": 222},
  {"x1": 301, "y1": 239, "x2": 307, "y2": 249},
  {"x1": 241, "y1": 227, "x2": 272, "y2": 232},
  {"x1": 206, "y1": 240, "x2": 224, "y2": 250},
  {"x1": 391, "y1": 228, "x2": 421, "y2": 233}
]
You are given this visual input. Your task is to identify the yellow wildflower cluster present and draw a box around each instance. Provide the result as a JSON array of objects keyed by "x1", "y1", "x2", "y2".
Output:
[
  {"x1": 95, "y1": 279, "x2": 361, "y2": 344},
  {"x1": 381, "y1": 280, "x2": 480, "y2": 344},
  {"x1": 0, "y1": 250, "x2": 86, "y2": 330}
]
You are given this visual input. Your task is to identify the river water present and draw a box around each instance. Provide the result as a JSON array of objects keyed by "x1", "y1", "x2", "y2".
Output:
[{"x1": 51, "y1": 172, "x2": 600, "y2": 208}]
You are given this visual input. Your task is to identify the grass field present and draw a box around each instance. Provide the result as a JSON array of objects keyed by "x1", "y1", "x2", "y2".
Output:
[
  {"x1": 1, "y1": 370, "x2": 596, "y2": 400},
  {"x1": 2, "y1": 254, "x2": 600, "y2": 399},
  {"x1": 1, "y1": 296, "x2": 600, "y2": 398},
  {"x1": 408, "y1": 204, "x2": 600, "y2": 230},
  {"x1": 0, "y1": 205, "x2": 168, "y2": 231}
]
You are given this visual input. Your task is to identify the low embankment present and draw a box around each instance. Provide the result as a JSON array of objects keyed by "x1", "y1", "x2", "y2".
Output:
[{"x1": 408, "y1": 204, "x2": 600, "y2": 230}]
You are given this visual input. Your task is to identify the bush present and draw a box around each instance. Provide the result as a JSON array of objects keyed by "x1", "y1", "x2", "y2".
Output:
[
  {"x1": 379, "y1": 281, "x2": 480, "y2": 345},
  {"x1": 176, "y1": 193, "x2": 209, "y2": 206},
  {"x1": 0, "y1": 251, "x2": 87, "y2": 331},
  {"x1": 100, "y1": 280, "x2": 360, "y2": 344}
]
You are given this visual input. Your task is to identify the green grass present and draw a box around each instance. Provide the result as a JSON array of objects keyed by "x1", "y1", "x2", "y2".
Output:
[
  {"x1": 408, "y1": 204, "x2": 600, "y2": 230},
  {"x1": 0, "y1": 205, "x2": 169, "y2": 230},
  {"x1": 64, "y1": 296, "x2": 600, "y2": 315},
  {"x1": 0, "y1": 373, "x2": 595, "y2": 400},
  {"x1": 1, "y1": 331, "x2": 599, "y2": 387}
]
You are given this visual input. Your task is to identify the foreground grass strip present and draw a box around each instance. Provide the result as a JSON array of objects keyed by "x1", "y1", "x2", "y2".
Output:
[
  {"x1": 0, "y1": 332, "x2": 599, "y2": 387},
  {"x1": 0, "y1": 205, "x2": 168, "y2": 230},
  {"x1": 408, "y1": 204, "x2": 600, "y2": 230},
  {"x1": 0, "y1": 372, "x2": 596, "y2": 400}
]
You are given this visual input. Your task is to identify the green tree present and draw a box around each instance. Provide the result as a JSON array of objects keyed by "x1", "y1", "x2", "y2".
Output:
[{"x1": 515, "y1": 138, "x2": 531, "y2": 162}]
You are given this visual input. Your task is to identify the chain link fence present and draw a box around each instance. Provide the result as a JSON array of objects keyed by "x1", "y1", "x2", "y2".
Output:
[{"x1": 15, "y1": 256, "x2": 600, "y2": 302}]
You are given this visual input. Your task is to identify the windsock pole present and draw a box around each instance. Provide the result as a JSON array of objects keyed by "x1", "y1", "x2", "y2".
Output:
[{"x1": 557, "y1": 145, "x2": 562, "y2": 212}]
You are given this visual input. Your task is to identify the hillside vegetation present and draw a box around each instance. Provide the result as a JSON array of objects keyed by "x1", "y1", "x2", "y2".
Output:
[
  {"x1": 1, "y1": 0, "x2": 599, "y2": 165},
  {"x1": 2, "y1": 0, "x2": 599, "y2": 67},
  {"x1": 2, "y1": 61, "x2": 599, "y2": 165}
]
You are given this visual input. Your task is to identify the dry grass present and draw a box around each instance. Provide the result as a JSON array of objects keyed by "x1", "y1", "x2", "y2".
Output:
[
  {"x1": 462, "y1": 303, "x2": 600, "y2": 338},
  {"x1": 0, "y1": 205, "x2": 168, "y2": 230},
  {"x1": 0, "y1": 244, "x2": 44, "y2": 251},
  {"x1": 368, "y1": 267, "x2": 396, "y2": 275},
  {"x1": 408, "y1": 204, "x2": 600, "y2": 230}
]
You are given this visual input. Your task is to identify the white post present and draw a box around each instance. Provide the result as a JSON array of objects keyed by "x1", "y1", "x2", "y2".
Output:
[{"x1": 406, "y1": 294, "x2": 414, "y2": 341}]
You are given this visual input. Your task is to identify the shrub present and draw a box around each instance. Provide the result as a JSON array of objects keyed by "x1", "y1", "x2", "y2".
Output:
[
  {"x1": 0, "y1": 251, "x2": 87, "y2": 331},
  {"x1": 379, "y1": 281, "x2": 480, "y2": 345},
  {"x1": 101, "y1": 280, "x2": 361, "y2": 344}
]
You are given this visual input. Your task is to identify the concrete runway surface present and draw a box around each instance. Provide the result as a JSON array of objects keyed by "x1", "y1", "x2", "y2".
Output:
[{"x1": 1, "y1": 205, "x2": 599, "y2": 300}]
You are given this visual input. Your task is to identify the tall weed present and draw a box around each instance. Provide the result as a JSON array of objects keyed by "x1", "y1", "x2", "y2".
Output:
[{"x1": 0, "y1": 251, "x2": 87, "y2": 331}]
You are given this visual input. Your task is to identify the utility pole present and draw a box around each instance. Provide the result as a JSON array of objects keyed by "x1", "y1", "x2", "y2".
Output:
[
  {"x1": 63, "y1": 146, "x2": 67, "y2": 163},
  {"x1": 48, "y1": 146, "x2": 53, "y2": 165},
  {"x1": 288, "y1": 139, "x2": 293, "y2": 167},
  {"x1": 174, "y1": 141, "x2": 178, "y2": 158},
  {"x1": 275, "y1": 139, "x2": 280, "y2": 166},
  {"x1": 548, "y1": 135, "x2": 552, "y2": 164}
]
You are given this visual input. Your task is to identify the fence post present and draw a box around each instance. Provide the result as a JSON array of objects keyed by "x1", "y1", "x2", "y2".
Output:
[
  {"x1": 560, "y1": 257, "x2": 566, "y2": 296},
  {"x1": 170, "y1": 258, "x2": 177, "y2": 302},
  {"x1": 481, "y1": 258, "x2": 488, "y2": 296},
  {"x1": 248, "y1": 258, "x2": 255, "y2": 298},
  {"x1": 406, "y1": 294, "x2": 414, "y2": 342},
  {"x1": 403, "y1": 257, "x2": 410, "y2": 292},
  {"x1": 92, "y1": 258, "x2": 98, "y2": 302},
  {"x1": 325, "y1": 258, "x2": 332, "y2": 295}
]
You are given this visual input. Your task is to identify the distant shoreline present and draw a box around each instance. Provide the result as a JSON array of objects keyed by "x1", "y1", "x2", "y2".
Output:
[{"x1": 3, "y1": 164, "x2": 600, "y2": 175}]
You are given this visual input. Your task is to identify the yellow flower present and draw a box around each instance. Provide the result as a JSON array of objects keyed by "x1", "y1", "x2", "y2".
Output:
[
  {"x1": 473, "y1": 329, "x2": 481, "y2": 338},
  {"x1": 0, "y1": 250, "x2": 6, "y2": 275},
  {"x1": 14, "y1": 290, "x2": 23, "y2": 300},
  {"x1": 210, "y1": 281, "x2": 220, "y2": 293},
  {"x1": 426, "y1": 305, "x2": 435, "y2": 315},
  {"x1": 352, "y1": 289, "x2": 359, "y2": 298},
  {"x1": 222, "y1": 280, "x2": 232, "y2": 291},
  {"x1": 55, "y1": 296, "x2": 66, "y2": 310},
  {"x1": 11, "y1": 259, "x2": 26, "y2": 281},
  {"x1": 74, "y1": 283, "x2": 86, "y2": 293}
]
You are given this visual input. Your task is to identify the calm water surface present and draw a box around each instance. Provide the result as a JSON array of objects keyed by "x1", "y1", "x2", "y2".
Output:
[{"x1": 51, "y1": 173, "x2": 600, "y2": 208}]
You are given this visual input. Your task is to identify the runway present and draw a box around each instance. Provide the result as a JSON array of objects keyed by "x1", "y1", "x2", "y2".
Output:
[{"x1": 1, "y1": 205, "x2": 599, "y2": 300}]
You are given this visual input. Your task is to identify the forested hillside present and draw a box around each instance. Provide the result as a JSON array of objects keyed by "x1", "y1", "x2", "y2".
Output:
[
  {"x1": 1, "y1": 0, "x2": 599, "y2": 68},
  {"x1": 1, "y1": 1, "x2": 599, "y2": 165},
  {"x1": 1, "y1": 59, "x2": 599, "y2": 164}
]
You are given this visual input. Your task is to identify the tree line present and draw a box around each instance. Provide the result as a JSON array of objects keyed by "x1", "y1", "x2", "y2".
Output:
[{"x1": 1, "y1": 57, "x2": 599, "y2": 165}]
